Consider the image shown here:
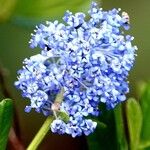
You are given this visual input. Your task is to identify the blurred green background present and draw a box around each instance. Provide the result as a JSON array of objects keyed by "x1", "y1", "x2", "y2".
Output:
[{"x1": 0, "y1": 0, "x2": 149, "y2": 149}]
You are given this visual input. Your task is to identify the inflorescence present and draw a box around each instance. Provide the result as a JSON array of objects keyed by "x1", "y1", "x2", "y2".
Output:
[{"x1": 15, "y1": 2, "x2": 137, "y2": 137}]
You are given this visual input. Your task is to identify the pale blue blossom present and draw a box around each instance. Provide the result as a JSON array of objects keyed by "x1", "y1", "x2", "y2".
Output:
[{"x1": 15, "y1": 2, "x2": 137, "y2": 137}]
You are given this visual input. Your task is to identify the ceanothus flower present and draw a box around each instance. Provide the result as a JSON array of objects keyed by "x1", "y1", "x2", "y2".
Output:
[{"x1": 15, "y1": 2, "x2": 137, "y2": 137}]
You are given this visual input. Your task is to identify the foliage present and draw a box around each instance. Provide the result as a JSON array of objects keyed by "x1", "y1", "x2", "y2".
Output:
[
  {"x1": 0, "y1": 99, "x2": 13, "y2": 150},
  {"x1": 87, "y1": 81, "x2": 150, "y2": 150}
]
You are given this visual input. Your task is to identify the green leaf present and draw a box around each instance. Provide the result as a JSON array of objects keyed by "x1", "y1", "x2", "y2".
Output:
[
  {"x1": 139, "y1": 140, "x2": 150, "y2": 149},
  {"x1": 0, "y1": 99, "x2": 13, "y2": 150},
  {"x1": 87, "y1": 106, "x2": 118, "y2": 150},
  {"x1": 87, "y1": 120, "x2": 107, "y2": 150},
  {"x1": 12, "y1": 0, "x2": 93, "y2": 27},
  {"x1": 56, "y1": 111, "x2": 69, "y2": 123},
  {"x1": 114, "y1": 105, "x2": 128, "y2": 150},
  {"x1": 140, "y1": 82, "x2": 150, "y2": 149},
  {"x1": 126, "y1": 98, "x2": 142, "y2": 150}
]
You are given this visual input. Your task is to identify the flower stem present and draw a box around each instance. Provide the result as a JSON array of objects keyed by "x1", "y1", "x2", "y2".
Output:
[
  {"x1": 27, "y1": 89, "x2": 64, "y2": 150},
  {"x1": 27, "y1": 116, "x2": 54, "y2": 150}
]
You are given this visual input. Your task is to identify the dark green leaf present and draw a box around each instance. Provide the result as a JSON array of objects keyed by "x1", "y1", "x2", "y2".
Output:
[
  {"x1": 114, "y1": 105, "x2": 128, "y2": 150},
  {"x1": 87, "y1": 120, "x2": 107, "y2": 150},
  {"x1": 87, "y1": 106, "x2": 118, "y2": 150},
  {"x1": 0, "y1": 99, "x2": 13, "y2": 150},
  {"x1": 126, "y1": 98, "x2": 142, "y2": 150}
]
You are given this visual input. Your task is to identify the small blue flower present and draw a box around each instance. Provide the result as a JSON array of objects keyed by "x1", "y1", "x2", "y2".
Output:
[
  {"x1": 15, "y1": 2, "x2": 137, "y2": 137},
  {"x1": 51, "y1": 119, "x2": 66, "y2": 135}
]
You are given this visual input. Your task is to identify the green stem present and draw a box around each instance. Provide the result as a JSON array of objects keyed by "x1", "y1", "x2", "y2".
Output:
[
  {"x1": 27, "y1": 116, "x2": 54, "y2": 150},
  {"x1": 27, "y1": 90, "x2": 64, "y2": 150}
]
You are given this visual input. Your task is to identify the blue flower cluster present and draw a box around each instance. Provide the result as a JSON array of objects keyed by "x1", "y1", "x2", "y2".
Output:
[{"x1": 15, "y1": 2, "x2": 137, "y2": 137}]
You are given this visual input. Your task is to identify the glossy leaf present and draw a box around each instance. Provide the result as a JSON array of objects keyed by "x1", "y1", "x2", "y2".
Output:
[
  {"x1": 126, "y1": 98, "x2": 142, "y2": 150},
  {"x1": 0, "y1": 99, "x2": 13, "y2": 150}
]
